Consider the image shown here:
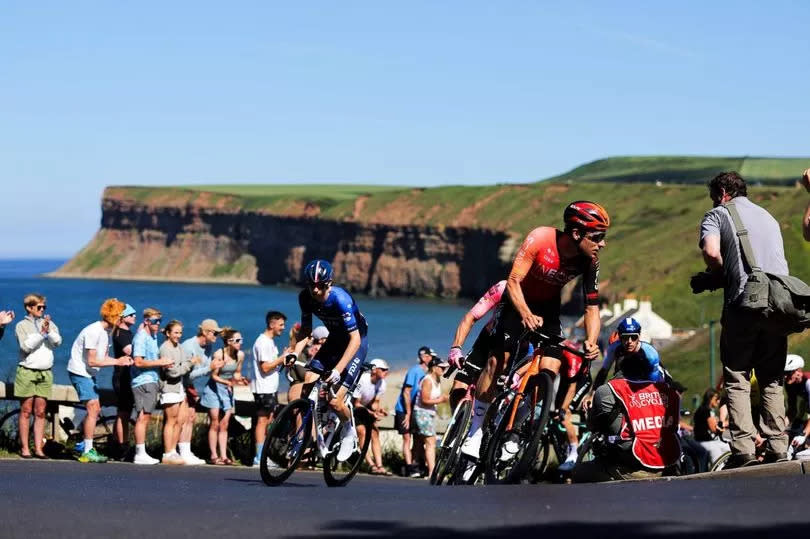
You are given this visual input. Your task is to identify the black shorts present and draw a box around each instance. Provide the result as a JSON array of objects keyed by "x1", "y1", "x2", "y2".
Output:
[
  {"x1": 454, "y1": 328, "x2": 491, "y2": 386},
  {"x1": 112, "y1": 366, "x2": 134, "y2": 412},
  {"x1": 394, "y1": 411, "x2": 412, "y2": 435},
  {"x1": 253, "y1": 392, "x2": 278, "y2": 415},
  {"x1": 354, "y1": 405, "x2": 377, "y2": 426},
  {"x1": 491, "y1": 297, "x2": 564, "y2": 362}
]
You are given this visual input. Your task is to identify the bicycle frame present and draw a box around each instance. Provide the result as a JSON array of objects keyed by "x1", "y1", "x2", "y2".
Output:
[{"x1": 304, "y1": 378, "x2": 356, "y2": 460}]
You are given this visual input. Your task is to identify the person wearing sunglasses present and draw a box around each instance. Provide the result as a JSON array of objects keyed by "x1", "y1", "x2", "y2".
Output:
[
  {"x1": 293, "y1": 259, "x2": 369, "y2": 463},
  {"x1": 589, "y1": 317, "x2": 667, "y2": 394},
  {"x1": 201, "y1": 326, "x2": 247, "y2": 465},
  {"x1": 110, "y1": 303, "x2": 137, "y2": 460},
  {"x1": 573, "y1": 339, "x2": 680, "y2": 483},
  {"x1": 131, "y1": 307, "x2": 174, "y2": 465},
  {"x1": 459, "y1": 201, "x2": 610, "y2": 463},
  {"x1": 14, "y1": 293, "x2": 62, "y2": 459}
]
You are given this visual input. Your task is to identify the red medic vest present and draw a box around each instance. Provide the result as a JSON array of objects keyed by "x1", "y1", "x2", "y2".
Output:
[{"x1": 608, "y1": 379, "x2": 681, "y2": 469}]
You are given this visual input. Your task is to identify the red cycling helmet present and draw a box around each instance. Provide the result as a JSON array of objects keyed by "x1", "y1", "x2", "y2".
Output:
[{"x1": 563, "y1": 201, "x2": 610, "y2": 231}]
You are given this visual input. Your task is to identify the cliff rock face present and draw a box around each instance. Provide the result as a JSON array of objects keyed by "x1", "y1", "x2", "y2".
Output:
[{"x1": 55, "y1": 191, "x2": 515, "y2": 298}]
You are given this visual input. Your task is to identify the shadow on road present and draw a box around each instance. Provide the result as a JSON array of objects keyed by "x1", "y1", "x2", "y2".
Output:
[
  {"x1": 286, "y1": 520, "x2": 795, "y2": 538},
  {"x1": 224, "y1": 477, "x2": 316, "y2": 488}
]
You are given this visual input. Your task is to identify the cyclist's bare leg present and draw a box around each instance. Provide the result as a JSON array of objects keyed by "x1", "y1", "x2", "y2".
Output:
[
  {"x1": 329, "y1": 386, "x2": 351, "y2": 422},
  {"x1": 450, "y1": 380, "x2": 469, "y2": 410},
  {"x1": 287, "y1": 381, "x2": 302, "y2": 402},
  {"x1": 461, "y1": 352, "x2": 506, "y2": 460},
  {"x1": 560, "y1": 383, "x2": 578, "y2": 445},
  {"x1": 475, "y1": 352, "x2": 508, "y2": 403}
]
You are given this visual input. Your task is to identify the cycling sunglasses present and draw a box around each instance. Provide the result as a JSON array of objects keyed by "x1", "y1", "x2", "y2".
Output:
[
  {"x1": 585, "y1": 231, "x2": 606, "y2": 243},
  {"x1": 620, "y1": 333, "x2": 640, "y2": 341},
  {"x1": 147, "y1": 317, "x2": 162, "y2": 324},
  {"x1": 308, "y1": 281, "x2": 332, "y2": 291}
]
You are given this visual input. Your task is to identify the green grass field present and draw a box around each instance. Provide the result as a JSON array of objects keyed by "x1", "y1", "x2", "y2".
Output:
[
  {"x1": 547, "y1": 156, "x2": 810, "y2": 185},
  {"x1": 181, "y1": 184, "x2": 409, "y2": 199}
]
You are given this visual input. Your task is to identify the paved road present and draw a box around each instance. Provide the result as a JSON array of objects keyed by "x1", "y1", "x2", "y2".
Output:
[{"x1": 0, "y1": 459, "x2": 807, "y2": 538}]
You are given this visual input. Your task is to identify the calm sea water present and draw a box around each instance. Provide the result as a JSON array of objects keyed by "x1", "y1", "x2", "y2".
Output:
[{"x1": 0, "y1": 260, "x2": 471, "y2": 389}]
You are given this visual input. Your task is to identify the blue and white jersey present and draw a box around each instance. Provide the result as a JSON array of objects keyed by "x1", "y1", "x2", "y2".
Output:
[
  {"x1": 601, "y1": 340, "x2": 664, "y2": 382},
  {"x1": 298, "y1": 286, "x2": 368, "y2": 340}
]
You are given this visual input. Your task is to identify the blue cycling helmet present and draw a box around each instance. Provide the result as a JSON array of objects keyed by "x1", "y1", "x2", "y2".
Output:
[
  {"x1": 303, "y1": 259, "x2": 334, "y2": 284},
  {"x1": 617, "y1": 317, "x2": 642, "y2": 336}
]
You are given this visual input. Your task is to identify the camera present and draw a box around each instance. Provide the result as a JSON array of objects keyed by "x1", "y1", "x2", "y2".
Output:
[{"x1": 690, "y1": 270, "x2": 723, "y2": 294}]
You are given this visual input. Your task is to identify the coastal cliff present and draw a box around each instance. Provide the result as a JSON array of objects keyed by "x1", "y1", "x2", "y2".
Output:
[
  {"x1": 54, "y1": 174, "x2": 810, "y2": 326},
  {"x1": 54, "y1": 187, "x2": 518, "y2": 299}
]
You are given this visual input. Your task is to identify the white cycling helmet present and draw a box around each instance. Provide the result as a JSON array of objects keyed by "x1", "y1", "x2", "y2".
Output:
[{"x1": 785, "y1": 354, "x2": 805, "y2": 372}]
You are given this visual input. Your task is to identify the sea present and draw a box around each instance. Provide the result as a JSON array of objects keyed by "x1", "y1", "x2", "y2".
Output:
[{"x1": 0, "y1": 259, "x2": 473, "y2": 391}]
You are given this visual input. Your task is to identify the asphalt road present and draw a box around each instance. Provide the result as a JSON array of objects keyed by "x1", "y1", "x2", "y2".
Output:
[{"x1": 1, "y1": 459, "x2": 807, "y2": 538}]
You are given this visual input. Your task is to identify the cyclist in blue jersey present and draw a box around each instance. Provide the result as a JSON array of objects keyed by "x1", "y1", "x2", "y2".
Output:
[
  {"x1": 588, "y1": 318, "x2": 668, "y2": 399},
  {"x1": 292, "y1": 259, "x2": 369, "y2": 461}
]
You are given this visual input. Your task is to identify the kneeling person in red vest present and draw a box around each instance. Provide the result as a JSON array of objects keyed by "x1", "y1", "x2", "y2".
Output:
[{"x1": 573, "y1": 352, "x2": 680, "y2": 482}]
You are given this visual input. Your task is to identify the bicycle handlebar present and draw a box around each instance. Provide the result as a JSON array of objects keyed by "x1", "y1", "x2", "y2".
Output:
[{"x1": 520, "y1": 328, "x2": 588, "y2": 359}]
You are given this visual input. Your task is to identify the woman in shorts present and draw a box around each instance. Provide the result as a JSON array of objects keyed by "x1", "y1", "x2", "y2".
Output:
[
  {"x1": 201, "y1": 327, "x2": 246, "y2": 464},
  {"x1": 414, "y1": 356, "x2": 449, "y2": 479},
  {"x1": 159, "y1": 320, "x2": 199, "y2": 465}
]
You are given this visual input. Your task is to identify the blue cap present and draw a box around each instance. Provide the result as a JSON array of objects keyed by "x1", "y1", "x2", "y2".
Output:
[{"x1": 122, "y1": 304, "x2": 137, "y2": 317}]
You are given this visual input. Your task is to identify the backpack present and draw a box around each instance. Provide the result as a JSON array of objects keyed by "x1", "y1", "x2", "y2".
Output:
[{"x1": 724, "y1": 200, "x2": 810, "y2": 335}]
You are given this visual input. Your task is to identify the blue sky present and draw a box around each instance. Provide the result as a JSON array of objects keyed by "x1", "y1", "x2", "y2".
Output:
[{"x1": 2, "y1": 1, "x2": 809, "y2": 257}]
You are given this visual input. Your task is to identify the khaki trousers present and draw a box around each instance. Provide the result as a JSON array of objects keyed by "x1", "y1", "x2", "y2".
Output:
[{"x1": 720, "y1": 306, "x2": 788, "y2": 456}]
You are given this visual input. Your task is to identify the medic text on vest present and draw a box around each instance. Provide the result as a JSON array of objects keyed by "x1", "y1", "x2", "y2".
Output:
[{"x1": 632, "y1": 415, "x2": 675, "y2": 432}]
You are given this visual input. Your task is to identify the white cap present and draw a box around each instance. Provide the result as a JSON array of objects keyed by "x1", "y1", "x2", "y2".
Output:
[
  {"x1": 369, "y1": 358, "x2": 389, "y2": 370},
  {"x1": 785, "y1": 354, "x2": 804, "y2": 371},
  {"x1": 312, "y1": 326, "x2": 329, "y2": 340}
]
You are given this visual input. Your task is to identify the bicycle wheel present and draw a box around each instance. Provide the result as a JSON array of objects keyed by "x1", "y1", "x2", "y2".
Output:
[
  {"x1": 260, "y1": 399, "x2": 313, "y2": 486},
  {"x1": 484, "y1": 371, "x2": 554, "y2": 484},
  {"x1": 710, "y1": 451, "x2": 732, "y2": 472},
  {"x1": 323, "y1": 408, "x2": 373, "y2": 487},
  {"x1": 431, "y1": 399, "x2": 472, "y2": 486},
  {"x1": 453, "y1": 389, "x2": 512, "y2": 485},
  {"x1": 527, "y1": 434, "x2": 552, "y2": 483}
]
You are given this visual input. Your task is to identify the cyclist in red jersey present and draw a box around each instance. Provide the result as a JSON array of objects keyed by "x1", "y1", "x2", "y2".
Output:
[{"x1": 461, "y1": 201, "x2": 609, "y2": 460}]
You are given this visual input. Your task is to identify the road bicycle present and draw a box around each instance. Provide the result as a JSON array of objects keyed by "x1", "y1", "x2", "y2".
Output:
[
  {"x1": 482, "y1": 330, "x2": 587, "y2": 485},
  {"x1": 530, "y1": 367, "x2": 593, "y2": 482},
  {"x1": 429, "y1": 359, "x2": 482, "y2": 486},
  {"x1": 259, "y1": 359, "x2": 373, "y2": 487}
]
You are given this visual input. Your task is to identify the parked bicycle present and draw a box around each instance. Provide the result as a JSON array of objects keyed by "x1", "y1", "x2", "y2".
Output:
[{"x1": 259, "y1": 358, "x2": 373, "y2": 487}]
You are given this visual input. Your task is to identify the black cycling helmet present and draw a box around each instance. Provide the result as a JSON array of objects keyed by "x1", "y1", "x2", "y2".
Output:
[{"x1": 303, "y1": 259, "x2": 334, "y2": 285}]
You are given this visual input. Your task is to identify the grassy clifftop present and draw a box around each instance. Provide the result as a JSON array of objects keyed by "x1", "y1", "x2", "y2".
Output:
[{"x1": 547, "y1": 155, "x2": 810, "y2": 185}]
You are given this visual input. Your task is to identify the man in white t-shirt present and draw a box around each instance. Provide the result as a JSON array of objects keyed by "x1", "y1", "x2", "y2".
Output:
[
  {"x1": 67, "y1": 298, "x2": 133, "y2": 463},
  {"x1": 251, "y1": 310, "x2": 293, "y2": 467},
  {"x1": 353, "y1": 358, "x2": 390, "y2": 474}
]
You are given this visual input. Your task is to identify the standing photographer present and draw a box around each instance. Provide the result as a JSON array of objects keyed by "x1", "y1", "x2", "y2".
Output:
[{"x1": 693, "y1": 171, "x2": 789, "y2": 468}]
